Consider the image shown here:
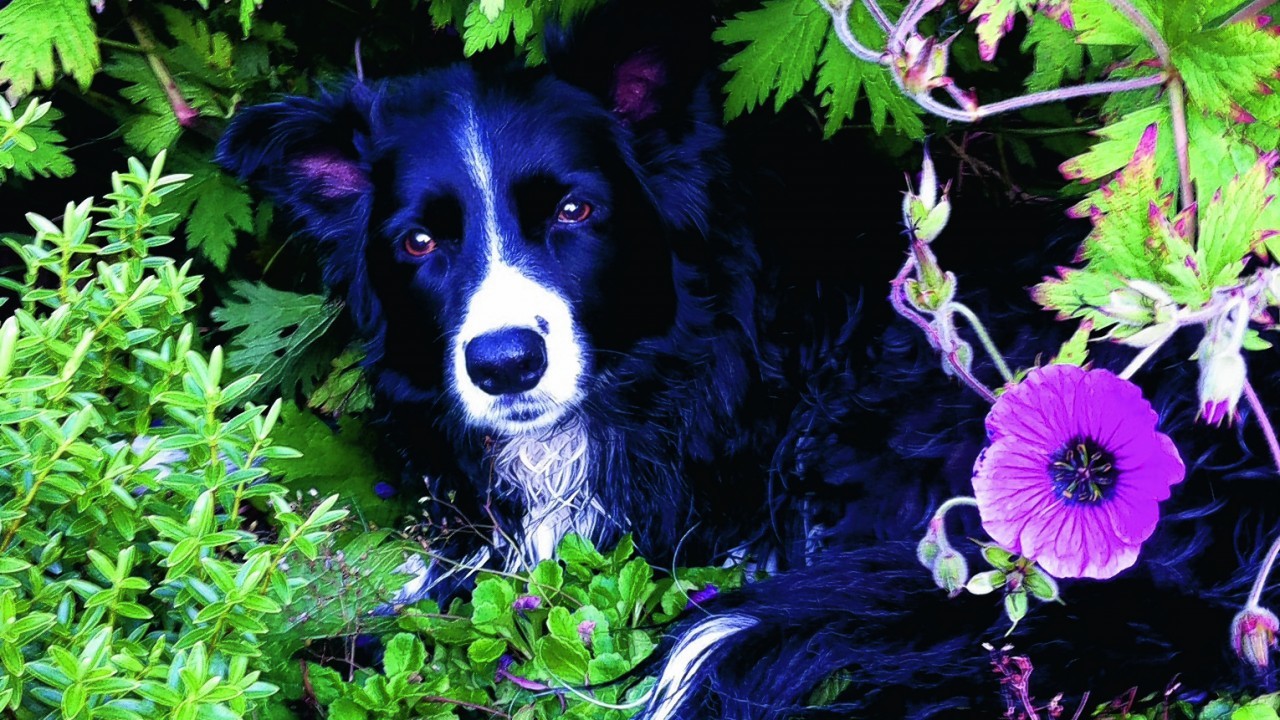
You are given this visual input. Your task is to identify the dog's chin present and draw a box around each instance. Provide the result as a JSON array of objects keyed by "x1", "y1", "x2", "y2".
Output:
[{"x1": 465, "y1": 392, "x2": 578, "y2": 437}]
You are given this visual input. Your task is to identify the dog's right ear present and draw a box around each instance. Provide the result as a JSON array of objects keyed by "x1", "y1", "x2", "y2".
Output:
[{"x1": 216, "y1": 83, "x2": 376, "y2": 234}]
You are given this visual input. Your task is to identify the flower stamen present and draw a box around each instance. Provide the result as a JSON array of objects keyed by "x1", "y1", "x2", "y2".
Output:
[{"x1": 1050, "y1": 437, "x2": 1118, "y2": 503}]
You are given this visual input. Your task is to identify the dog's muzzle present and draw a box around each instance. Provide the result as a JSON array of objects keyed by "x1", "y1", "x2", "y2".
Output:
[{"x1": 464, "y1": 328, "x2": 548, "y2": 395}]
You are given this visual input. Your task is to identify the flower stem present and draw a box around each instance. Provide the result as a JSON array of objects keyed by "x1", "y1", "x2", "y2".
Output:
[
  {"x1": 1222, "y1": 0, "x2": 1275, "y2": 27},
  {"x1": 861, "y1": 0, "x2": 893, "y2": 33},
  {"x1": 1117, "y1": 326, "x2": 1177, "y2": 380},
  {"x1": 936, "y1": 496, "x2": 979, "y2": 519},
  {"x1": 1243, "y1": 379, "x2": 1280, "y2": 610},
  {"x1": 1167, "y1": 78, "x2": 1196, "y2": 224},
  {"x1": 972, "y1": 74, "x2": 1166, "y2": 119},
  {"x1": 1104, "y1": 0, "x2": 1171, "y2": 63},
  {"x1": 890, "y1": 258, "x2": 998, "y2": 404},
  {"x1": 950, "y1": 302, "x2": 1014, "y2": 382},
  {"x1": 825, "y1": 0, "x2": 888, "y2": 63}
]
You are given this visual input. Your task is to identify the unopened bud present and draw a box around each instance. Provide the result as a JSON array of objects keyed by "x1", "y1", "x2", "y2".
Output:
[
  {"x1": 1197, "y1": 298, "x2": 1250, "y2": 427},
  {"x1": 1231, "y1": 606, "x2": 1279, "y2": 672},
  {"x1": 931, "y1": 547, "x2": 970, "y2": 597},
  {"x1": 966, "y1": 570, "x2": 1005, "y2": 596},
  {"x1": 902, "y1": 147, "x2": 953, "y2": 243},
  {"x1": 917, "y1": 518, "x2": 945, "y2": 569}
]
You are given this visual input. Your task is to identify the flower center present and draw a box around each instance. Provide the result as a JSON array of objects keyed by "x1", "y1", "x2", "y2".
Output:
[{"x1": 1050, "y1": 437, "x2": 1117, "y2": 504}]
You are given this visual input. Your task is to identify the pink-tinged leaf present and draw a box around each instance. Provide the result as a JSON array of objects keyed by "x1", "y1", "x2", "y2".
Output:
[
  {"x1": 965, "y1": 0, "x2": 1035, "y2": 61},
  {"x1": 1037, "y1": 0, "x2": 1073, "y2": 30},
  {"x1": 1197, "y1": 151, "x2": 1280, "y2": 283}
]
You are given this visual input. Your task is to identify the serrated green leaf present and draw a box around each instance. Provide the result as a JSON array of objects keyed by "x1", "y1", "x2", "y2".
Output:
[
  {"x1": 0, "y1": 0, "x2": 100, "y2": 97},
  {"x1": 715, "y1": 0, "x2": 828, "y2": 121},
  {"x1": 964, "y1": 0, "x2": 1035, "y2": 61},
  {"x1": 1021, "y1": 15, "x2": 1084, "y2": 93},
  {"x1": 210, "y1": 281, "x2": 342, "y2": 398},
  {"x1": 815, "y1": 16, "x2": 923, "y2": 139}
]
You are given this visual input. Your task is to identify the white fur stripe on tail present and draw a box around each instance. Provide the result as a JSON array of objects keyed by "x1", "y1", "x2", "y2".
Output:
[{"x1": 644, "y1": 614, "x2": 759, "y2": 720}]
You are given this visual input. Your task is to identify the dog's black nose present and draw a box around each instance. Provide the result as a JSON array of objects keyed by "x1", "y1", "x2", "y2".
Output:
[{"x1": 464, "y1": 328, "x2": 548, "y2": 395}]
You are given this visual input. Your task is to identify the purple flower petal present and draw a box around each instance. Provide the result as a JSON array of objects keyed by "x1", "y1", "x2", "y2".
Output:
[{"x1": 972, "y1": 366, "x2": 1184, "y2": 580}]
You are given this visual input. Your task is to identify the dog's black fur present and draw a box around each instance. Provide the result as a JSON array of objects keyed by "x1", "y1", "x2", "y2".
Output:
[{"x1": 218, "y1": 3, "x2": 1280, "y2": 717}]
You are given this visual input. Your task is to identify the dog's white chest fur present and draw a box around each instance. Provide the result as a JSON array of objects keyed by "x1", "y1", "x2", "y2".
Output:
[{"x1": 491, "y1": 421, "x2": 606, "y2": 569}]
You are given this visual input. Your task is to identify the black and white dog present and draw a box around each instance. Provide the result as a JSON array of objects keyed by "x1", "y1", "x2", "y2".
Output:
[{"x1": 217, "y1": 4, "x2": 1278, "y2": 717}]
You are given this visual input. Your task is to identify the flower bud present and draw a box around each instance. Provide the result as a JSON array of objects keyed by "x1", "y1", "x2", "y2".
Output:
[
  {"x1": 902, "y1": 148, "x2": 953, "y2": 243},
  {"x1": 917, "y1": 519, "x2": 944, "y2": 570},
  {"x1": 894, "y1": 33, "x2": 954, "y2": 96},
  {"x1": 512, "y1": 595, "x2": 542, "y2": 613},
  {"x1": 1231, "y1": 606, "x2": 1279, "y2": 672},
  {"x1": 931, "y1": 546, "x2": 970, "y2": 597},
  {"x1": 578, "y1": 620, "x2": 596, "y2": 647},
  {"x1": 1197, "y1": 297, "x2": 1250, "y2": 427},
  {"x1": 965, "y1": 570, "x2": 1005, "y2": 596}
]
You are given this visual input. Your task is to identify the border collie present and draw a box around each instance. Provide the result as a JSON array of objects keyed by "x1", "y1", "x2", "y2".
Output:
[{"x1": 218, "y1": 3, "x2": 1276, "y2": 717}]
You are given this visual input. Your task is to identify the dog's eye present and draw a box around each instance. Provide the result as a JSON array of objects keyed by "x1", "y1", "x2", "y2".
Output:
[
  {"x1": 403, "y1": 231, "x2": 437, "y2": 257},
  {"x1": 556, "y1": 200, "x2": 592, "y2": 224}
]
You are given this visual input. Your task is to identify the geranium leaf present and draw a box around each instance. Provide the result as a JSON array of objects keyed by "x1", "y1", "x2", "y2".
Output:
[{"x1": 0, "y1": 0, "x2": 100, "y2": 98}]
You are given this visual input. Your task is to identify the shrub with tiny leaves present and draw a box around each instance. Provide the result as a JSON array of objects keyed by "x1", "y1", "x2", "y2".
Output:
[{"x1": 0, "y1": 152, "x2": 349, "y2": 720}]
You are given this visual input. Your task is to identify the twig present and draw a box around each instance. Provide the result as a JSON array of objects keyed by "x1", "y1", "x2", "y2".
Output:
[
  {"x1": 820, "y1": 1, "x2": 1165, "y2": 123},
  {"x1": 825, "y1": 1, "x2": 887, "y2": 63}
]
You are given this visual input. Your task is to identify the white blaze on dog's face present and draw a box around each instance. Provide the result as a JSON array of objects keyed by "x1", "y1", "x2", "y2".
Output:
[{"x1": 448, "y1": 106, "x2": 585, "y2": 435}]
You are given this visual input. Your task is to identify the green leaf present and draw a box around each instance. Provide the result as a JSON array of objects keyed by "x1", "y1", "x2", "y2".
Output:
[
  {"x1": 537, "y1": 635, "x2": 589, "y2": 683},
  {"x1": 0, "y1": 103, "x2": 74, "y2": 183},
  {"x1": 467, "y1": 637, "x2": 507, "y2": 665},
  {"x1": 211, "y1": 281, "x2": 342, "y2": 399},
  {"x1": 815, "y1": 6, "x2": 923, "y2": 139},
  {"x1": 1021, "y1": 15, "x2": 1084, "y2": 93},
  {"x1": 1233, "y1": 706, "x2": 1280, "y2": 720},
  {"x1": 618, "y1": 557, "x2": 653, "y2": 619},
  {"x1": 383, "y1": 633, "x2": 426, "y2": 676},
  {"x1": 471, "y1": 578, "x2": 516, "y2": 631},
  {"x1": 0, "y1": 0, "x2": 100, "y2": 97},
  {"x1": 715, "y1": 0, "x2": 828, "y2": 121},
  {"x1": 963, "y1": 0, "x2": 1036, "y2": 61}
]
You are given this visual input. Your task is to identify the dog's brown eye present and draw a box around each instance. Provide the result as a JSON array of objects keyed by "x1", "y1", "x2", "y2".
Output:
[
  {"x1": 556, "y1": 200, "x2": 592, "y2": 224},
  {"x1": 404, "y1": 231, "x2": 437, "y2": 257}
]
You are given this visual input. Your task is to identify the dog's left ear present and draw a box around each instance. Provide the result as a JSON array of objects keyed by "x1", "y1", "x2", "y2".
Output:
[
  {"x1": 543, "y1": 1, "x2": 715, "y2": 127},
  {"x1": 216, "y1": 82, "x2": 376, "y2": 233}
]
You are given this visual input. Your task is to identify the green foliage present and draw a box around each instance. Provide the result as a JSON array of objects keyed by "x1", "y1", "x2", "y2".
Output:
[
  {"x1": 716, "y1": 0, "x2": 923, "y2": 138},
  {"x1": 0, "y1": 154, "x2": 353, "y2": 719},
  {"x1": 0, "y1": 96, "x2": 72, "y2": 183},
  {"x1": 266, "y1": 534, "x2": 743, "y2": 720},
  {"x1": 0, "y1": 0, "x2": 100, "y2": 98},
  {"x1": 211, "y1": 281, "x2": 344, "y2": 400}
]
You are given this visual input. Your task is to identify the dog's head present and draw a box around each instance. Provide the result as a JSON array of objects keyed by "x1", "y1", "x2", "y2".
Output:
[{"x1": 217, "y1": 6, "x2": 742, "y2": 437}]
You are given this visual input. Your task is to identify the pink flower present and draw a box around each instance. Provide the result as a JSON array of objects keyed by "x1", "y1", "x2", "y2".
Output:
[{"x1": 972, "y1": 365, "x2": 1185, "y2": 579}]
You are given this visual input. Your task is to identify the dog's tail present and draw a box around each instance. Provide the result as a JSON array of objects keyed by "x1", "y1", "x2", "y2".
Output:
[{"x1": 636, "y1": 545, "x2": 993, "y2": 720}]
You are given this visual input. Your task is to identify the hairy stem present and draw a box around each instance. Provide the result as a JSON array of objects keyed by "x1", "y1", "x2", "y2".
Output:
[
  {"x1": 935, "y1": 495, "x2": 979, "y2": 518},
  {"x1": 826, "y1": 0, "x2": 886, "y2": 63},
  {"x1": 1167, "y1": 78, "x2": 1197, "y2": 222},
  {"x1": 861, "y1": 0, "x2": 893, "y2": 33},
  {"x1": 1244, "y1": 378, "x2": 1280, "y2": 609},
  {"x1": 890, "y1": 258, "x2": 998, "y2": 403},
  {"x1": 1224, "y1": 0, "x2": 1277, "y2": 26},
  {"x1": 950, "y1": 302, "x2": 1014, "y2": 382},
  {"x1": 122, "y1": 11, "x2": 199, "y2": 129},
  {"x1": 1104, "y1": 0, "x2": 1170, "y2": 63}
]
